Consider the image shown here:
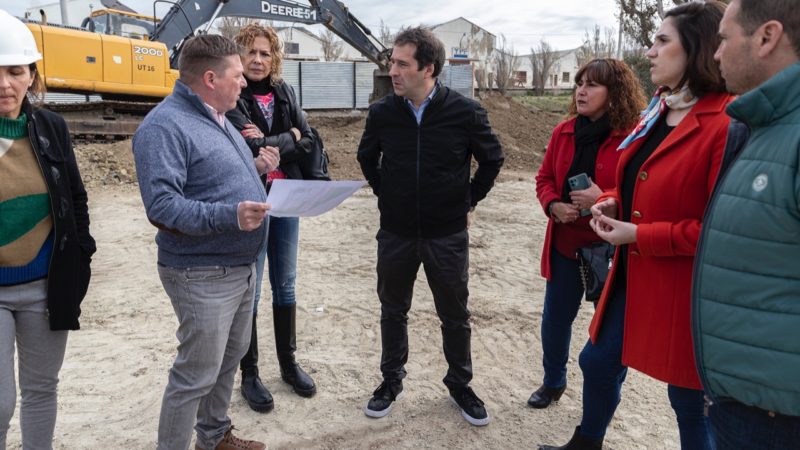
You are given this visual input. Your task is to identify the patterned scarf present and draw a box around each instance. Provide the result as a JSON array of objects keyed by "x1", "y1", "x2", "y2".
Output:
[{"x1": 618, "y1": 85, "x2": 698, "y2": 150}]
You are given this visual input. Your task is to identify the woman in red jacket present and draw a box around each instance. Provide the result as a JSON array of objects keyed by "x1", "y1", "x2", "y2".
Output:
[
  {"x1": 539, "y1": 2, "x2": 732, "y2": 450},
  {"x1": 531, "y1": 59, "x2": 645, "y2": 409}
]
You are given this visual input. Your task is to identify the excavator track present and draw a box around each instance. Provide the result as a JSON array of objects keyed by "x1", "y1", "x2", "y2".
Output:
[{"x1": 44, "y1": 100, "x2": 155, "y2": 143}]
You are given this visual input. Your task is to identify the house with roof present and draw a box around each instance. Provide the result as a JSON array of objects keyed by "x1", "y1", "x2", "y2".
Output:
[
  {"x1": 430, "y1": 17, "x2": 495, "y2": 67},
  {"x1": 275, "y1": 25, "x2": 368, "y2": 62},
  {"x1": 518, "y1": 47, "x2": 581, "y2": 92}
]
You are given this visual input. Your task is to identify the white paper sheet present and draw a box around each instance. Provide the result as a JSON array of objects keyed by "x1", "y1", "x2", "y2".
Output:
[{"x1": 266, "y1": 179, "x2": 366, "y2": 217}]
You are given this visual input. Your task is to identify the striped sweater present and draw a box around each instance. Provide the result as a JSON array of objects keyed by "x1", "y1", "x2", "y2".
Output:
[{"x1": 0, "y1": 113, "x2": 53, "y2": 285}]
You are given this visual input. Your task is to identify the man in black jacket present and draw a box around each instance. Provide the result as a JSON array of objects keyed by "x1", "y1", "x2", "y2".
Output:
[{"x1": 357, "y1": 26, "x2": 504, "y2": 426}]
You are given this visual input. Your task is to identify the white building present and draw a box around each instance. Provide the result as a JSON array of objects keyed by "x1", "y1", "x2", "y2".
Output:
[
  {"x1": 431, "y1": 17, "x2": 495, "y2": 67},
  {"x1": 275, "y1": 26, "x2": 368, "y2": 62},
  {"x1": 518, "y1": 48, "x2": 581, "y2": 92}
]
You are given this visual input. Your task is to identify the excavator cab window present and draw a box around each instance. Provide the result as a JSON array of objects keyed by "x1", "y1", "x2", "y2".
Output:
[{"x1": 81, "y1": 10, "x2": 155, "y2": 40}]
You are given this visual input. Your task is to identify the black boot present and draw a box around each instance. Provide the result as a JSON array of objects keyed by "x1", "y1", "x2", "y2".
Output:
[
  {"x1": 274, "y1": 304, "x2": 316, "y2": 397},
  {"x1": 240, "y1": 313, "x2": 274, "y2": 413},
  {"x1": 539, "y1": 426, "x2": 603, "y2": 450},
  {"x1": 528, "y1": 384, "x2": 567, "y2": 409}
]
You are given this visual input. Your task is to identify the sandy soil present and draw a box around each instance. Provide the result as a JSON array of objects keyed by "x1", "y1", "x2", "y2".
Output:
[
  {"x1": 6, "y1": 95, "x2": 679, "y2": 449},
  {"x1": 7, "y1": 178, "x2": 678, "y2": 449}
]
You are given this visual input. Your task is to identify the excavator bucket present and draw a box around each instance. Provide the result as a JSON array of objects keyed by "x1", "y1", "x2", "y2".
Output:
[{"x1": 371, "y1": 69, "x2": 393, "y2": 103}]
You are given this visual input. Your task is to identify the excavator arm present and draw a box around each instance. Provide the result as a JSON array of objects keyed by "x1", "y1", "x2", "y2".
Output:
[{"x1": 150, "y1": 0, "x2": 390, "y2": 71}]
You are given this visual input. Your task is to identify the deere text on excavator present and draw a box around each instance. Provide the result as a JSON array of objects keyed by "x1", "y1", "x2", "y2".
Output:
[{"x1": 21, "y1": 0, "x2": 391, "y2": 139}]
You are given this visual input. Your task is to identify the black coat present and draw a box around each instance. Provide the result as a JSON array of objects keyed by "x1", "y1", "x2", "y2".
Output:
[
  {"x1": 357, "y1": 85, "x2": 505, "y2": 238},
  {"x1": 23, "y1": 100, "x2": 96, "y2": 330},
  {"x1": 226, "y1": 80, "x2": 314, "y2": 180}
]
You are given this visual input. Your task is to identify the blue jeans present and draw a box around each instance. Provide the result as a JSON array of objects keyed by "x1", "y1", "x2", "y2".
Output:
[
  {"x1": 579, "y1": 286, "x2": 713, "y2": 449},
  {"x1": 253, "y1": 216, "x2": 299, "y2": 314},
  {"x1": 669, "y1": 384, "x2": 715, "y2": 450},
  {"x1": 710, "y1": 399, "x2": 800, "y2": 450},
  {"x1": 156, "y1": 264, "x2": 256, "y2": 450},
  {"x1": 540, "y1": 249, "x2": 584, "y2": 388}
]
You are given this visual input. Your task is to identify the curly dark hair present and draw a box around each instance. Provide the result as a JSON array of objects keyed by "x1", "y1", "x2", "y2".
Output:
[
  {"x1": 234, "y1": 23, "x2": 284, "y2": 85},
  {"x1": 567, "y1": 58, "x2": 647, "y2": 131}
]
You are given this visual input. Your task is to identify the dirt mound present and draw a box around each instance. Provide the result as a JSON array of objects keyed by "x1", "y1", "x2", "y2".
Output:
[
  {"x1": 74, "y1": 140, "x2": 137, "y2": 188},
  {"x1": 480, "y1": 93, "x2": 562, "y2": 178},
  {"x1": 72, "y1": 94, "x2": 562, "y2": 186},
  {"x1": 312, "y1": 93, "x2": 562, "y2": 181}
]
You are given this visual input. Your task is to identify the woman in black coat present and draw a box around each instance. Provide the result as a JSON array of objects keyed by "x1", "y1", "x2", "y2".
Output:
[
  {"x1": 226, "y1": 23, "x2": 317, "y2": 413},
  {"x1": 0, "y1": 10, "x2": 95, "y2": 448}
]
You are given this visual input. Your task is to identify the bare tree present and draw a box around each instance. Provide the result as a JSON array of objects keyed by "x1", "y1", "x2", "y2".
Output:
[
  {"x1": 617, "y1": 0, "x2": 724, "y2": 48},
  {"x1": 576, "y1": 24, "x2": 617, "y2": 67},
  {"x1": 617, "y1": 0, "x2": 659, "y2": 48},
  {"x1": 318, "y1": 29, "x2": 344, "y2": 61},
  {"x1": 531, "y1": 39, "x2": 557, "y2": 96},
  {"x1": 491, "y1": 34, "x2": 520, "y2": 95},
  {"x1": 217, "y1": 17, "x2": 261, "y2": 40},
  {"x1": 378, "y1": 19, "x2": 394, "y2": 47},
  {"x1": 528, "y1": 50, "x2": 540, "y2": 93}
]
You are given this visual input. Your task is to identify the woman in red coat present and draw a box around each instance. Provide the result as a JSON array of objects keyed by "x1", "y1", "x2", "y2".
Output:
[
  {"x1": 539, "y1": 2, "x2": 733, "y2": 450},
  {"x1": 531, "y1": 59, "x2": 645, "y2": 409}
]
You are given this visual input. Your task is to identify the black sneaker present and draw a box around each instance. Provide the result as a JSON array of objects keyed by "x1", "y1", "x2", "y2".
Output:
[
  {"x1": 449, "y1": 386, "x2": 490, "y2": 426},
  {"x1": 365, "y1": 380, "x2": 404, "y2": 418}
]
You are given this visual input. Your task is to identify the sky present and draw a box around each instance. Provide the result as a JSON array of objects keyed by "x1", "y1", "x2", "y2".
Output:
[{"x1": 2, "y1": 0, "x2": 621, "y2": 53}]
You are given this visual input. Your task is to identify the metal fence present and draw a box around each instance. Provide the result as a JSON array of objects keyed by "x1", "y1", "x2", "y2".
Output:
[
  {"x1": 284, "y1": 61, "x2": 474, "y2": 109},
  {"x1": 41, "y1": 63, "x2": 474, "y2": 110}
]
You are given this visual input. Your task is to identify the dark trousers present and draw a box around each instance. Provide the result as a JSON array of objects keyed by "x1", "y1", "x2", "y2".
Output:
[
  {"x1": 579, "y1": 285, "x2": 714, "y2": 449},
  {"x1": 376, "y1": 228, "x2": 472, "y2": 390},
  {"x1": 710, "y1": 399, "x2": 800, "y2": 450},
  {"x1": 541, "y1": 249, "x2": 585, "y2": 388}
]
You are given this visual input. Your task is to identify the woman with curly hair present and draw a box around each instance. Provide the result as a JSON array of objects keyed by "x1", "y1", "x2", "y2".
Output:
[
  {"x1": 531, "y1": 58, "x2": 646, "y2": 409},
  {"x1": 226, "y1": 23, "x2": 317, "y2": 413}
]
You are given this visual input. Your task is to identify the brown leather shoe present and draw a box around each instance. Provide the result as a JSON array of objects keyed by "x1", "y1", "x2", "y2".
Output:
[{"x1": 195, "y1": 427, "x2": 266, "y2": 450}]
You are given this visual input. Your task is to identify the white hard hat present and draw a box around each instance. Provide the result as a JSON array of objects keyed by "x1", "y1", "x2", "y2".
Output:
[{"x1": 0, "y1": 9, "x2": 43, "y2": 66}]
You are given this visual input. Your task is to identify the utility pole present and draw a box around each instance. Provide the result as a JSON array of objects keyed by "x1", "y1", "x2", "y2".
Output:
[{"x1": 59, "y1": 0, "x2": 70, "y2": 25}]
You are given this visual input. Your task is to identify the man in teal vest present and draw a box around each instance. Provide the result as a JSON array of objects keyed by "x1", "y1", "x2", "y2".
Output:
[{"x1": 693, "y1": 0, "x2": 800, "y2": 448}]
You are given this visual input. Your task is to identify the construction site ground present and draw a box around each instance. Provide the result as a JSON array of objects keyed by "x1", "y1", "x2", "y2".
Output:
[{"x1": 7, "y1": 95, "x2": 679, "y2": 449}]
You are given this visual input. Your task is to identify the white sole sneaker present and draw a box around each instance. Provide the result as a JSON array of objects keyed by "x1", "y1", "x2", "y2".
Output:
[
  {"x1": 365, "y1": 391, "x2": 405, "y2": 418},
  {"x1": 449, "y1": 395, "x2": 491, "y2": 426}
]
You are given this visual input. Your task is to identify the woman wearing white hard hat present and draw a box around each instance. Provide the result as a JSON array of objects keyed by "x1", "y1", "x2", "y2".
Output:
[{"x1": 0, "y1": 9, "x2": 95, "y2": 449}]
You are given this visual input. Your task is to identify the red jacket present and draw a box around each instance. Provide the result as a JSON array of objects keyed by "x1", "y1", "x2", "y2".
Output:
[
  {"x1": 535, "y1": 118, "x2": 628, "y2": 279},
  {"x1": 589, "y1": 92, "x2": 734, "y2": 389}
]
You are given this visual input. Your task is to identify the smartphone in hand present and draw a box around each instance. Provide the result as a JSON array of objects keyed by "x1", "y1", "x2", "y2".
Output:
[{"x1": 568, "y1": 173, "x2": 592, "y2": 217}]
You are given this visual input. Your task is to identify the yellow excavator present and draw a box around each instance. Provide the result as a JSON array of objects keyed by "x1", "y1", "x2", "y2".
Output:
[
  {"x1": 27, "y1": 8, "x2": 177, "y2": 100},
  {"x1": 22, "y1": 0, "x2": 391, "y2": 138}
]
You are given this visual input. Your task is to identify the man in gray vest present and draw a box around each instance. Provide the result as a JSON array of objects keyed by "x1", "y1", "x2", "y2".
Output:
[
  {"x1": 693, "y1": 1, "x2": 800, "y2": 448},
  {"x1": 133, "y1": 34, "x2": 279, "y2": 450}
]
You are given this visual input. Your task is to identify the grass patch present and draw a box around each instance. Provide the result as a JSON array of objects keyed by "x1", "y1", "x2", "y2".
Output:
[{"x1": 514, "y1": 95, "x2": 571, "y2": 115}]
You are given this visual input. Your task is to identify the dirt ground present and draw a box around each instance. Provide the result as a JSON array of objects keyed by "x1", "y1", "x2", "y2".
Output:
[
  {"x1": 6, "y1": 96, "x2": 681, "y2": 449},
  {"x1": 72, "y1": 93, "x2": 562, "y2": 188}
]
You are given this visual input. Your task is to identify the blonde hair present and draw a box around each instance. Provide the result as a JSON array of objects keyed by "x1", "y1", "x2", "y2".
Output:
[{"x1": 234, "y1": 23, "x2": 284, "y2": 85}]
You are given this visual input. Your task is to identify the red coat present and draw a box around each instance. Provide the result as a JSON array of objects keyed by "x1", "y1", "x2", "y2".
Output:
[
  {"x1": 589, "y1": 92, "x2": 734, "y2": 389},
  {"x1": 535, "y1": 118, "x2": 628, "y2": 280}
]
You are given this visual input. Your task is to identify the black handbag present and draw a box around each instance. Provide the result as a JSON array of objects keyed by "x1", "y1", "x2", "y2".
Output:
[
  {"x1": 576, "y1": 242, "x2": 615, "y2": 302},
  {"x1": 298, "y1": 126, "x2": 331, "y2": 181}
]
